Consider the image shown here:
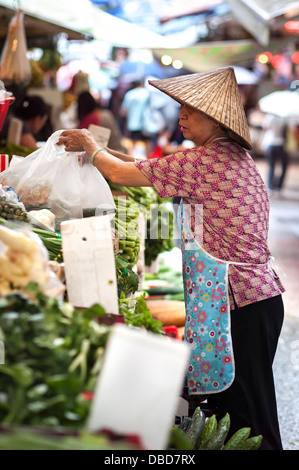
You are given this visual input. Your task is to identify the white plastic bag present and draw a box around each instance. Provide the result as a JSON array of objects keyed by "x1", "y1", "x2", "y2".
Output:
[
  {"x1": 0, "y1": 130, "x2": 115, "y2": 227},
  {"x1": 0, "y1": 10, "x2": 32, "y2": 86}
]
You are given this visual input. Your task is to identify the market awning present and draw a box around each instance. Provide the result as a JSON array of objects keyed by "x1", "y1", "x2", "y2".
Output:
[
  {"x1": 0, "y1": 1, "x2": 90, "y2": 41},
  {"x1": 226, "y1": 0, "x2": 299, "y2": 45},
  {"x1": 152, "y1": 40, "x2": 260, "y2": 72},
  {"x1": 152, "y1": 37, "x2": 296, "y2": 73},
  {"x1": 0, "y1": 0, "x2": 172, "y2": 48}
]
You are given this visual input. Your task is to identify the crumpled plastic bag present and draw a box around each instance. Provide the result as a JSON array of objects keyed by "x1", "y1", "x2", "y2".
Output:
[{"x1": 0, "y1": 130, "x2": 115, "y2": 228}]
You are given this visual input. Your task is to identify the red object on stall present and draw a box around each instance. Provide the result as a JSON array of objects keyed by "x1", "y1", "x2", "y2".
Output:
[
  {"x1": 0, "y1": 155, "x2": 9, "y2": 172},
  {"x1": 163, "y1": 325, "x2": 179, "y2": 339},
  {"x1": 0, "y1": 96, "x2": 14, "y2": 131}
]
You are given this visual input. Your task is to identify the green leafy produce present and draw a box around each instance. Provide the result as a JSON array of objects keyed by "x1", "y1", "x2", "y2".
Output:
[
  {"x1": 115, "y1": 253, "x2": 139, "y2": 297},
  {"x1": 0, "y1": 142, "x2": 35, "y2": 159},
  {"x1": 0, "y1": 427, "x2": 141, "y2": 450},
  {"x1": 31, "y1": 227, "x2": 63, "y2": 262},
  {"x1": 109, "y1": 183, "x2": 156, "y2": 207},
  {"x1": 0, "y1": 285, "x2": 109, "y2": 427},
  {"x1": 118, "y1": 292, "x2": 164, "y2": 335},
  {"x1": 109, "y1": 183, "x2": 175, "y2": 267},
  {"x1": 167, "y1": 426, "x2": 194, "y2": 451}
]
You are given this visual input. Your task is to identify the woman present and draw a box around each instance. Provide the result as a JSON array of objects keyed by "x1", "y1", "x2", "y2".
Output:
[
  {"x1": 77, "y1": 91, "x2": 125, "y2": 152},
  {"x1": 58, "y1": 67, "x2": 285, "y2": 450},
  {"x1": 0, "y1": 95, "x2": 50, "y2": 149}
]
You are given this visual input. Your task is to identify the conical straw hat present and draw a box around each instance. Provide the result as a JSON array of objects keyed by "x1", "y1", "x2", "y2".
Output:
[{"x1": 148, "y1": 67, "x2": 252, "y2": 150}]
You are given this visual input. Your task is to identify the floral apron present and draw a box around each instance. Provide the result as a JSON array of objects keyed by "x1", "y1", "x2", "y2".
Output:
[
  {"x1": 179, "y1": 201, "x2": 234, "y2": 395},
  {"x1": 178, "y1": 201, "x2": 282, "y2": 396}
]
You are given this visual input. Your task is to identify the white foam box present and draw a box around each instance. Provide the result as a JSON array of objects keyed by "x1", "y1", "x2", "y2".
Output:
[
  {"x1": 60, "y1": 215, "x2": 118, "y2": 313},
  {"x1": 86, "y1": 323, "x2": 190, "y2": 450}
]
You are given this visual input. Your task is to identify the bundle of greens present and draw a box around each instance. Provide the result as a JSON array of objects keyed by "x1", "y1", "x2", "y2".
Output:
[
  {"x1": 109, "y1": 183, "x2": 175, "y2": 267},
  {"x1": 109, "y1": 183, "x2": 155, "y2": 207},
  {"x1": 31, "y1": 227, "x2": 63, "y2": 262},
  {"x1": 113, "y1": 195, "x2": 140, "y2": 267}
]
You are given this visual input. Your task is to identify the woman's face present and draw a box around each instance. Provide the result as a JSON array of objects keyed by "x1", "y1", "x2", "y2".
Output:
[{"x1": 178, "y1": 103, "x2": 218, "y2": 146}]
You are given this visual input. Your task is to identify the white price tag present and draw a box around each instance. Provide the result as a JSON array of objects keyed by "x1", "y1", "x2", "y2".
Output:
[{"x1": 88, "y1": 124, "x2": 111, "y2": 148}]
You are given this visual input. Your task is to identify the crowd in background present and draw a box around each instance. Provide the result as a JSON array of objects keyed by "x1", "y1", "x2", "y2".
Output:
[{"x1": 1, "y1": 63, "x2": 298, "y2": 197}]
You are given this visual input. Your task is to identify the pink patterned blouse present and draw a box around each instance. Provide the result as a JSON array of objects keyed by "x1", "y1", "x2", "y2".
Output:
[{"x1": 135, "y1": 140, "x2": 285, "y2": 309}]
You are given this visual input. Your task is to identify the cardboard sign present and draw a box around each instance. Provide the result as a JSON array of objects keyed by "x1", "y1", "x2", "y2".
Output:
[{"x1": 60, "y1": 215, "x2": 118, "y2": 313}]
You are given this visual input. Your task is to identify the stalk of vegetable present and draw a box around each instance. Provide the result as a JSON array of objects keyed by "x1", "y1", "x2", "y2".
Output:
[{"x1": 31, "y1": 227, "x2": 63, "y2": 262}]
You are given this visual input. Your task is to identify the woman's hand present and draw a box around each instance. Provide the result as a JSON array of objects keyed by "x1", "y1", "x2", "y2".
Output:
[{"x1": 57, "y1": 129, "x2": 97, "y2": 154}]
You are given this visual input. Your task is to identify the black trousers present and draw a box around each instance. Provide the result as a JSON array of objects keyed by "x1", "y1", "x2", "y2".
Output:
[{"x1": 207, "y1": 295, "x2": 284, "y2": 450}]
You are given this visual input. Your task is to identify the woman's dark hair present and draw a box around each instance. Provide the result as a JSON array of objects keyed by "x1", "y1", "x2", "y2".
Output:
[
  {"x1": 77, "y1": 91, "x2": 100, "y2": 121},
  {"x1": 14, "y1": 95, "x2": 49, "y2": 120}
]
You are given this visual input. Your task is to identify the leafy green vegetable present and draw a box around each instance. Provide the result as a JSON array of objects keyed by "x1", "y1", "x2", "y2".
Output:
[
  {"x1": 0, "y1": 427, "x2": 141, "y2": 450},
  {"x1": 0, "y1": 285, "x2": 110, "y2": 427},
  {"x1": 0, "y1": 142, "x2": 35, "y2": 159},
  {"x1": 118, "y1": 292, "x2": 164, "y2": 335},
  {"x1": 115, "y1": 253, "x2": 139, "y2": 297},
  {"x1": 109, "y1": 183, "x2": 175, "y2": 267},
  {"x1": 31, "y1": 227, "x2": 63, "y2": 262}
]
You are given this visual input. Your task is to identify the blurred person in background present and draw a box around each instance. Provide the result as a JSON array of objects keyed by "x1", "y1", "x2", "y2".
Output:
[
  {"x1": 0, "y1": 95, "x2": 50, "y2": 149},
  {"x1": 77, "y1": 91, "x2": 125, "y2": 152},
  {"x1": 261, "y1": 113, "x2": 289, "y2": 195},
  {"x1": 120, "y1": 79, "x2": 152, "y2": 157}
]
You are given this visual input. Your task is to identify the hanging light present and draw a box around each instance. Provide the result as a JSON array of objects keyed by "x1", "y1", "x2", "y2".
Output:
[
  {"x1": 256, "y1": 52, "x2": 272, "y2": 64},
  {"x1": 161, "y1": 55, "x2": 172, "y2": 66},
  {"x1": 172, "y1": 59, "x2": 183, "y2": 69}
]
